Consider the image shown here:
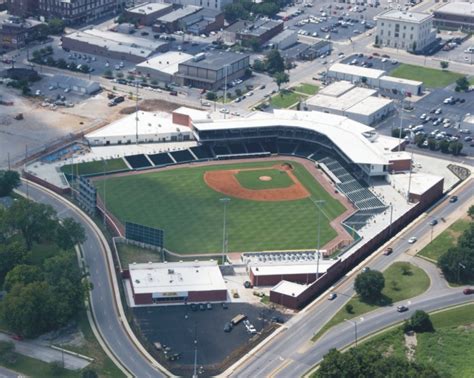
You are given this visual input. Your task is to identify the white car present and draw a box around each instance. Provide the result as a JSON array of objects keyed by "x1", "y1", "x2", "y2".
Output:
[{"x1": 408, "y1": 237, "x2": 417, "y2": 244}]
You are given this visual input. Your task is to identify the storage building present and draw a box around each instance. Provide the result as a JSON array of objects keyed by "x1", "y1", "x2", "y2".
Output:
[
  {"x1": 136, "y1": 51, "x2": 193, "y2": 85},
  {"x1": 125, "y1": 2, "x2": 173, "y2": 26},
  {"x1": 267, "y1": 29, "x2": 297, "y2": 50}
]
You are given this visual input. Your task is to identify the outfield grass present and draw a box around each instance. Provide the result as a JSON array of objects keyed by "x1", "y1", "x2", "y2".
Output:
[
  {"x1": 293, "y1": 83, "x2": 319, "y2": 95},
  {"x1": 312, "y1": 262, "x2": 430, "y2": 341},
  {"x1": 235, "y1": 168, "x2": 293, "y2": 190},
  {"x1": 357, "y1": 304, "x2": 474, "y2": 378},
  {"x1": 95, "y1": 161, "x2": 345, "y2": 254},
  {"x1": 60, "y1": 158, "x2": 128, "y2": 176},
  {"x1": 390, "y1": 64, "x2": 464, "y2": 88},
  {"x1": 270, "y1": 90, "x2": 307, "y2": 109},
  {"x1": 418, "y1": 218, "x2": 470, "y2": 261}
]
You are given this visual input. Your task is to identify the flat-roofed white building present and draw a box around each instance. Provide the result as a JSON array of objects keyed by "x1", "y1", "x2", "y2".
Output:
[
  {"x1": 125, "y1": 2, "x2": 173, "y2": 25},
  {"x1": 305, "y1": 83, "x2": 394, "y2": 125},
  {"x1": 379, "y1": 75, "x2": 423, "y2": 96},
  {"x1": 136, "y1": 51, "x2": 193, "y2": 85},
  {"x1": 327, "y1": 63, "x2": 385, "y2": 87},
  {"x1": 375, "y1": 10, "x2": 436, "y2": 52},
  {"x1": 434, "y1": 2, "x2": 474, "y2": 32},
  {"x1": 128, "y1": 261, "x2": 227, "y2": 305}
]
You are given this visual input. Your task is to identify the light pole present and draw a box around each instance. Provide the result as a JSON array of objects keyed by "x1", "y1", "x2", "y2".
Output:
[
  {"x1": 103, "y1": 159, "x2": 108, "y2": 227},
  {"x1": 313, "y1": 199, "x2": 325, "y2": 279},
  {"x1": 344, "y1": 318, "x2": 358, "y2": 346},
  {"x1": 220, "y1": 197, "x2": 231, "y2": 265}
]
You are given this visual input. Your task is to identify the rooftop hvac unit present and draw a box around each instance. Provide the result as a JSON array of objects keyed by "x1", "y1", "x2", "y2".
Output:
[{"x1": 168, "y1": 269, "x2": 174, "y2": 274}]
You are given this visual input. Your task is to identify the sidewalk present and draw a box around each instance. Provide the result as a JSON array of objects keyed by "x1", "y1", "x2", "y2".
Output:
[{"x1": 0, "y1": 333, "x2": 91, "y2": 371}]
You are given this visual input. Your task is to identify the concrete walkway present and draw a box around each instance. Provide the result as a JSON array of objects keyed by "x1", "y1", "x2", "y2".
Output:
[{"x1": 0, "y1": 333, "x2": 90, "y2": 371}]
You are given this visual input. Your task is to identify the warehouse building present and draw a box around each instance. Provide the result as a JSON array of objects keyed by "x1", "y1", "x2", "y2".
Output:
[
  {"x1": 136, "y1": 51, "x2": 193, "y2": 85},
  {"x1": 51, "y1": 75, "x2": 101, "y2": 95},
  {"x1": 224, "y1": 19, "x2": 284, "y2": 45},
  {"x1": 266, "y1": 29, "x2": 297, "y2": 50},
  {"x1": 164, "y1": 0, "x2": 232, "y2": 11},
  {"x1": 175, "y1": 51, "x2": 250, "y2": 90},
  {"x1": 154, "y1": 5, "x2": 201, "y2": 33},
  {"x1": 433, "y1": 2, "x2": 474, "y2": 32},
  {"x1": 375, "y1": 10, "x2": 436, "y2": 52},
  {"x1": 124, "y1": 2, "x2": 173, "y2": 26},
  {"x1": 305, "y1": 81, "x2": 394, "y2": 125},
  {"x1": 61, "y1": 29, "x2": 169, "y2": 63},
  {"x1": 180, "y1": 7, "x2": 224, "y2": 35},
  {"x1": 127, "y1": 261, "x2": 227, "y2": 305},
  {"x1": 379, "y1": 75, "x2": 423, "y2": 96}
]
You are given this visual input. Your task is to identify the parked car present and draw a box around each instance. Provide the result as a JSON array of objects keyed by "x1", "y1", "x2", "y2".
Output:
[
  {"x1": 397, "y1": 305, "x2": 409, "y2": 312},
  {"x1": 206, "y1": 303, "x2": 212, "y2": 310},
  {"x1": 222, "y1": 302, "x2": 228, "y2": 309},
  {"x1": 429, "y1": 219, "x2": 438, "y2": 226},
  {"x1": 362, "y1": 267, "x2": 370, "y2": 273},
  {"x1": 449, "y1": 195, "x2": 458, "y2": 203},
  {"x1": 224, "y1": 322, "x2": 233, "y2": 332}
]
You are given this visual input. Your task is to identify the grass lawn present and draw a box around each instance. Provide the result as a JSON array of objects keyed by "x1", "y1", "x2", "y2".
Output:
[
  {"x1": 312, "y1": 262, "x2": 429, "y2": 341},
  {"x1": 270, "y1": 90, "x2": 307, "y2": 109},
  {"x1": 235, "y1": 168, "x2": 293, "y2": 190},
  {"x1": 390, "y1": 64, "x2": 464, "y2": 88},
  {"x1": 293, "y1": 83, "x2": 319, "y2": 95},
  {"x1": 116, "y1": 242, "x2": 162, "y2": 267},
  {"x1": 418, "y1": 218, "x2": 470, "y2": 261},
  {"x1": 1, "y1": 353, "x2": 80, "y2": 378},
  {"x1": 60, "y1": 158, "x2": 128, "y2": 177},
  {"x1": 468, "y1": 77, "x2": 474, "y2": 85},
  {"x1": 357, "y1": 304, "x2": 474, "y2": 378},
  {"x1": 95, "y1": 160, "x2": 345, "y2": 254}
]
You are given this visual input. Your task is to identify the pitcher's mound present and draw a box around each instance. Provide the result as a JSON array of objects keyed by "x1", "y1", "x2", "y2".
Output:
[{"x1": 259, "y1": 176, "x2": 272, "y2": 181}]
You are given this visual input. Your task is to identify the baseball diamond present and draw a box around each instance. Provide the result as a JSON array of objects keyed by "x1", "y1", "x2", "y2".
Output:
[{"x1": 94, "y1": 159, "x2": 350, "y2": 254}]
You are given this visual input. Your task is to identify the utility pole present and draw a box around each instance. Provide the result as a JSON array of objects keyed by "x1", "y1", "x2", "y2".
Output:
[
  {"x1": 220, "y1": 197, "x2": 230, "y2": 265},
  {"x1": 388, "y1": 203, "x2": 393, "y2": 237},
  {"x1": 407, "y1": 151, "x2": 414, "y2": 203},
  {"x1": 103, "y1": 159, "x2": 107, "y2": 228},
  {"x1": 345, "y1": 318, "x2": 358, "y2": 346}
]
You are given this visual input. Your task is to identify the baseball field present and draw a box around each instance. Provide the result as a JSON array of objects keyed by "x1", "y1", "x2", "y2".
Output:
[{"x1": 94, "y1": 160, "x2": 347, "y2": 254}]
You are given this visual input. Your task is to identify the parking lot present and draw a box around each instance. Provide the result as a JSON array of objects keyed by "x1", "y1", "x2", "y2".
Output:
[
  {"x1": 434, "y1": 35, "x2": 474, "y2": 65},
  {"x1": 376, "y1": 88, "x2": 474, "y2": 156},
  {"x1": 340, "y1": 53, "x2": 400, "y2": 71},
  {"x1": 133, "y1": 303, "x2": 287, "y2": 375}
]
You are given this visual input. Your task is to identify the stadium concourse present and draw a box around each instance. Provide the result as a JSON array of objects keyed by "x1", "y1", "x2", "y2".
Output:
[{"x1": 24, "y1": 106, "x2": 455, "y2": 310}]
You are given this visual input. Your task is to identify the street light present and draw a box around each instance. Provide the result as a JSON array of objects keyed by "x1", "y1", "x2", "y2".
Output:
[
  {"x1": 220, "y1": 197, "x2": 231, "y2": 265},
  {"x1": 344, "y1": 318, "x2": 358, "y2": 346}
]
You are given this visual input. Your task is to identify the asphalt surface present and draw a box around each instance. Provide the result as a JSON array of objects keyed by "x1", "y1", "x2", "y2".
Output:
[
  {"x1": 19, "y1": 182, "x2": 164, "y2": 378},
  {"x1": 0, "y1": 367, "x2": 20, "y2": 378},
  {"x1": 231, "y1": 180, "x2": 474, "y2": 377}
]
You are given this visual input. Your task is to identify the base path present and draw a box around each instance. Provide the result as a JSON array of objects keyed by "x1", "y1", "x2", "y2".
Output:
[{"x1": 204, "y1": 164, "x2": 310, "y2": 202}]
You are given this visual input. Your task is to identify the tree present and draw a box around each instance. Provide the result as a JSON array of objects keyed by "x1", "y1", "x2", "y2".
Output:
[
  {"x1": 116, "y1": 72, "x2": 124, "y2": 79},
  {"x1": 56, "y1": 58, "x2": 67, "y2": 69},
  {"x1": 427, "y1": 137, "x2": 437, "y2": 151},
  {"x1": 82, "y1": 369, "x2": 99, "y2": 378},
  {"x1": 345, "y1": 304, "x2": 353, "y2": 314},
  {"x1": 0, "y1": 341, "x2": 15, "y2": 364},
  {"x1": 400, "y1": 263, "x2": 412, "y2": 275},
  {"x1": 4, "y1": 264, "x2": 42, "y2": 291},
  {"x1": 252, "y1": 59, "x2": 265, "y2": 72},
  {"x1": 439, "y1": 139, "x2": 450, "y2": 154},
  {"x1": 103, "y1": 69, "x2": 113, "y2": 79},
  {"x1": 235, "y1": 88, "x2": 243, "y2": 97},
  {"x1": 414, "y1": 134, "x2": 425, "y2": 147},
  {"x1": 468, "y1": 205, "x2": 474, "y2": 220},
  {"x1": 55, "y1": 217, "x2": 86, "y2": 251},
  {"x1": 206, "y1": 91, "x2": 217, "y2": 101},
  {"x1": 224, "y1": 3, "x2": 249, "y2": 22},
  {"x1": 354, "y1": 270, "x2": 385, "y2": 301},
  {"x1": 47, "y1": 18, "x2": 65, "y2": 35},
  {"x1": 0, "y1": 170, "x2": 21, "y2": 197},
  {"x1": 440, "y1": 61, "x2": 449, "y2": 70},
  {"x1": 449, "y1": 140, "x2": 463, "y2": 156},
  {"x1": 274, "y1": 71, "x2": 289, "y2": 92},
  {"x1": 264, "y1": 49, "x2": 285, "y2": 74},
  {"x1": 409, "y1": 310, "x2": 433, "y2": 332},
  {"x1": 391, "y1": 128, "x2": 407, "y2": 139},
  {"x1": 361, "y1": 76, "x2": 368, "y2": 85},
  {"x1": 438, "y1": 245, "x2": 474, "y2": 283},
  {"x1": 80, "y1": 64, "x2": 90, "y2": 74},
  {"x1": 247, "y1": 38, "x2": 261, "y2": 52},
  {"x1": 7, "y1": 201, "x2": 57, "y2": 250},
  {"x1": 46, "y1": 56, "x2": 56, "y2": 66},
  {"x1": 0, "y1": 242, "x2": 27, "y2": 286}
]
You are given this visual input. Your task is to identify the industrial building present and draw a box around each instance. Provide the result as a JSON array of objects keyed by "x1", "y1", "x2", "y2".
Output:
[
  {"x1": 433, "y1": 2, "x2": 474, "y2": 32},
  {"x1": 85, "y1": 109, "x2": 204, "y2": 146},
  {"x1": 375, "y1": 10, "x2": 436, "y2": 52},
  {"x1": 51, "y1": 75, "x2": 101, "y2": 95},
  {"x1": 181, "y1": 8, "x2": 224, "y2": 35},
  {"x1": 266, "y1": 29, "x2": 297, "y2": 50},
  {"x1": 224, "y1": 19, "x2": 284, "y2": 45},
  {"x1": 127, "y1": 261, "x2": 227, "y2": 305},
  {"x1": 305, "y1": 81, "x2": 394, "y2": 125},
  {"x1": 154, "y1": 5, "x2": 201, "y2": 33},
  {"x1": 124, "y1": 2, "x2": 173, "y2": 26},
  {"x1": 61, "y1": 29, "x2": 169, "y2": 63},
  {"x1": 163, "y1": 0, "x2": 232, "y2": 11},
  {"x1": 175, "y1": 51, "x2": 250, "y2": 90},
  {"x1": 136, "y1": 51, "x2": 193, "y2": 86},
  {"x1": 327, "y1": 63, "x2": 423, "y2": 95}
]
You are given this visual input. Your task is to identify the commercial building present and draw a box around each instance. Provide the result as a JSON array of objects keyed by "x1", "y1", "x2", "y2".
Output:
[
  {"x1": 6, "y1": 0, "x2": 37, "y2": 17},
  {"x1": 327, "y1": 63, "x2": 423, "y2": 95},
  {"x1": 0, "y1": 15, "x2": 44, "y2": 50},
  {"x1": 433, "y1": 2, "x2": 474, "y2": 32},
  {"x1": 136, "y1": 51, "x2": 193, "y2": 85},
  {"x1": 238, "y1": 19, "x2": 284, "y2": 45},
  {"x1": 305, "y1": 82, "x2": 394, "y2": 125},
  {"x1": 375, "y1": 10, "x2": 436, "y2": 52},
  {"x1": 175, "y1": 51, "x2": 250, "y2": 90},
  {"x1": 181, "y1": 8, "x2": 224, "y2": 35},
  {"x1": 267, "y1": 29, "x2": 297, "y2": 50},
  {"x1": 51, "y1": 75, "x2": 101, "y2": 95},
  {"x1": 154, "y1": 5, "x2": 201, "y2": 33},
  {"x1": 299, "y1": 40, "x2": 332, "y2": 60},
  {"x1": 127, "y1": 261, "x2": 228, "y2": 305},
  {"x1": 124, "y1": 2, "x2": 173, "y2": 26},
  {"x1": 85, "y1": 110, "x2": 199, "y2": 146},
  {"x1": 37, "y1": 0, "x2": 125, "y2": 25},
  {"x1": 61, "y1": 29, "x2": 169, "y2": 63},
  {"x1": 164, "y1": 0, "x2": 233, "y2": 11}
]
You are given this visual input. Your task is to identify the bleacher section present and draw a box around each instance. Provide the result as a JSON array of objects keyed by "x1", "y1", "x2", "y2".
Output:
[
  {"x1": 148, "y1": 153, "x2": 174, "y2": 166},
  {"x1": 170, "y1": 149, "x2": 196, "y2": 163},
  {"x1": 343, "y1": 209, "x2": 384, "y2": 231},
  {"x1": 294, "y1": 143, "x2": 318, "y2": 158},
  {"x1": 261, "y1": 141, "x2": 278, "y2": 154},
  {"x1": 245, "y1": 142, "x2": 264, "y2": 153},
  {"x1": 277, "y1": 141, "x2": 298, "y2": 154},
  {"x1": 190, "y1": 145, "x2": 214, "y2": 159},
  {"x1": 125, "y1": 154, "x2": 152, "y2": 169},
  {"x1": 212, "y1": 145, "x2": 231, "y2": 156},
  {"x1": 228, "y1": 142, "x2": 247, "y2": 154}
]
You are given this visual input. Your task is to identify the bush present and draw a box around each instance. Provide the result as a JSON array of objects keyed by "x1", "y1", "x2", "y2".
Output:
[
  {"x1": 410, "y1": 310, "x2": 433, "y2": 332},
  {"x1": 206, "y1": 91, "x2": 217, "y2": 101},
  {"x1": 354, "y1": 270, "x2": 385, "y2": 301},
  {"x1": 345, "y1": 304, "x2": 354, "y2": 314}
]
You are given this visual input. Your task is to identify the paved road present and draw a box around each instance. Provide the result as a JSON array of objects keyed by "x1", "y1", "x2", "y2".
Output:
[
  {"x1": 0, "y1": 333, "x2": 90, "y2": 370},
  {"x1": 232, "y1": 180, "x2": 474, "y2": 377},
  {"x1": 19, "y1": 182, "x2": 164, "y2": 377},
  {"x1": 0, "y1": 367, "x2": 20, "y2": 378}
]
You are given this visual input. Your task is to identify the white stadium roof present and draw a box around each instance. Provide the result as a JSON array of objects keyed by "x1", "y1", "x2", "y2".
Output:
[{"x1": 193, "y1": 110, "x2": 400, "y2": 165}]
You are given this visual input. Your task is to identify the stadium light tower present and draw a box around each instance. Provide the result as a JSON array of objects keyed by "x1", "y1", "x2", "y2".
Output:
[
  {"x1": 313, "y1": 199, "x2": 325, "y2": 280},
  {"x1": 220, "y1": 197, "x2": 231, "y2": 265}
]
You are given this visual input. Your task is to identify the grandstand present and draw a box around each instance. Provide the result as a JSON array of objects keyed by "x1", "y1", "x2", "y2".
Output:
[
  {"x1": 125, "y1": 154, "x2": 153, "y2": 169},
  {"x1": 169, "y1": 149, "x2": 195, "y2": 163},
  {"x1": 148, "y1": 152, "x2": 174, "y2": 166}
]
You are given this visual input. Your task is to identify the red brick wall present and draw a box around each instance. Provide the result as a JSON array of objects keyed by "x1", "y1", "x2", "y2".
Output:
[
  {"x1": 134, "y1": 293, "x2": 153, "y2": 305},
  {"x1": 251, "y1": 273, "x2": 317, "y2": 287},
  {"x1": 389, "y1": 159, "x2": 411, "y2": 172},
  {"x1": 172, "y1": 112, "x2": 191, "y2": 127},
  {"x1": 188, "y1": 290, "x2": 227, "y2": 302}
]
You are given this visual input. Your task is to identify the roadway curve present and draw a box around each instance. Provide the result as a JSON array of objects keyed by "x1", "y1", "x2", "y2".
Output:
[
  {"x1": 231, "y1": 180, "x2": 474, "y2": 377},
  {"x1": 19, "y1": 181, "x2": 164, "y2": 378}
]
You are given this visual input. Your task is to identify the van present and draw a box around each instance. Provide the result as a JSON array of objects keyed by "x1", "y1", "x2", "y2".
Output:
[{"x1": 412, "y1": 125, "x2": 424, "y2": 132}]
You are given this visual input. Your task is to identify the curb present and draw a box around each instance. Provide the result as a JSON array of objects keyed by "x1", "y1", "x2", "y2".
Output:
[{"x1": 50, "y1": 345, "x2": 94, "y2": 363}]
